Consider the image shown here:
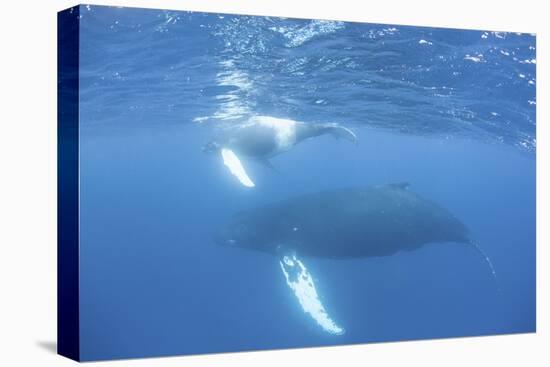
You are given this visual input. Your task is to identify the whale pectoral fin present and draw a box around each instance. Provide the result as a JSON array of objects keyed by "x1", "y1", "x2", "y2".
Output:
[
  {"x1": 327, "y1": 124, "x2": 357, "y2": 144},
  {"x1": 220, "y1": 148, "x2": 255, "y2": 188},
  {"x1": 279, "y1": 253, "x2": 345, "y2": 335},
  {"x1": 259, "y1": 158, "x2": 280, "y2": 174}
]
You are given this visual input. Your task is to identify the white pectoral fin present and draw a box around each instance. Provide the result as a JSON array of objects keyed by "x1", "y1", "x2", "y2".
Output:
[
  {"x1": 221, "y1": 148, "x2": 255, "y2": 188},
  {"x1": 279, "y1": 254, "x2": 345, "y2": 335}
]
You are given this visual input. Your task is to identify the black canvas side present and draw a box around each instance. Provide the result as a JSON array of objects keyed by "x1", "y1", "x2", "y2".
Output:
[{"x1": 57, "y1": 5, "x2": 80, "y2": 362}]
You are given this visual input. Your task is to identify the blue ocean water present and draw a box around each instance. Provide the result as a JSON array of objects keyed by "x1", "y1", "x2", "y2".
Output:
[{"x1": 75, "y1": 5, "x2": 535, "y2": 361}]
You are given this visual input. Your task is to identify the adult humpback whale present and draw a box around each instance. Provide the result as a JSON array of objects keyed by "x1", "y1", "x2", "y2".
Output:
[
  {"x1": 203, "y1": 115, "x2": 357, "y2": 187},
  {"x1": 214, "y1": 183, "x2": 497, "y2": 335}
]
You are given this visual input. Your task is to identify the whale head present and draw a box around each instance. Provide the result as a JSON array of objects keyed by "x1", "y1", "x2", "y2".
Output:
[
  {"x1": 213, "y1": 213, "x2": 258, "y2": 248},
  {"x1": 213, "y1": 210, "x2": 285, "y2": 253}
]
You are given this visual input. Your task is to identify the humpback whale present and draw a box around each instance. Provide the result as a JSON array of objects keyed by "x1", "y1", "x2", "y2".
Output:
[
  {"x1": 214, "y1": 183, "x2": 497, "y2": 335},
  {"x1": 203, "y1": 115, "x2": 357, "y2": 187}
]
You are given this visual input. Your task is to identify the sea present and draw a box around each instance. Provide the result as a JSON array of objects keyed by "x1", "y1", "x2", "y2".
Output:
[{"x1": 74, "y1": 5, "x2": 536, "y2": 361}]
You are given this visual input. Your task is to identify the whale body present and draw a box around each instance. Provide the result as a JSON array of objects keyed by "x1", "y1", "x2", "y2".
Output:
[
  {"x1": 215, "y1": 183, "x2": 471, "y2": 258},
  {"x1": 214, "y1": 183, "x2": 495, "y2": 335},
  {"x1": 203, "y1": 116, "x2": 357, "y2": 187}
]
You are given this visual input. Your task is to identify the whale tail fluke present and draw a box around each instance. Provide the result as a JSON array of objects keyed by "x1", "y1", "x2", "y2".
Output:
[
  {"x1": 468, "y1": 241, "x2": 500, "y2": 293},
  {"x1": 324, "y1": 123, "x2": 357, "y2": 144}
]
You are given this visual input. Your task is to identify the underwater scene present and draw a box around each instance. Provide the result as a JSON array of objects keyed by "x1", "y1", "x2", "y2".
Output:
[{"x1": 75, "y1": 5, "x2": 535, "y2": 361}]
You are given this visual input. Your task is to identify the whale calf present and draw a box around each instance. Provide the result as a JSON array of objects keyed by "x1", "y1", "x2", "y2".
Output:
[
  {"x1": 203, "y1": 115, "x2": 357, "y2": 187},
  {"x1": 215, "y1": 183, "x2": 496, "y2": 334}
]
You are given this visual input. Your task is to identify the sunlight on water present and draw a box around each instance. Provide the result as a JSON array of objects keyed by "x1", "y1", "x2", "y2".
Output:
[{"x1": 279, "y1": 254, "x2": 345, "y2": 335}]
